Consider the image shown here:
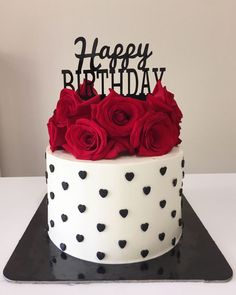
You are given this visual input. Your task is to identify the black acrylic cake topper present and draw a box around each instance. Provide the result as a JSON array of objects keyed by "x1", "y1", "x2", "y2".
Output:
[{"x1": 61, "y1": 37, "x2": 166, "y2": 99}]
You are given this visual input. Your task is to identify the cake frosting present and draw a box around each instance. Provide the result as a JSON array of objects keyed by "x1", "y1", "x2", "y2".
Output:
[{"x1": 46, "y1": 146, "x2": 184, "y2": 264}]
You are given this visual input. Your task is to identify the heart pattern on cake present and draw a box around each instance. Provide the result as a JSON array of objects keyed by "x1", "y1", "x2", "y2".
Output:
[
  {"x1": 172, "y1": 237, "x2": 176, "y2": 246},
  {"x1": 50, "y1": 220, "x2": 54, "y2": 227},
  {"x1": 172, "y1": 178, "x2": 177, "y2": 187},
  {"x1": 159, "y1": 232, "x2": 165, "y2": 241},
  {"x1": 179, "y1": 188, "x2": 183, "y2": 197},
  {"x1": 97, "y1": 251, "x2": 105, "y2": 260},
  {"x1": 159, "y1": 167, "x2": 167, "y2": 176},
  {"x1": 49, "y1": 164, "x2": 55, "y2": 173},
  {"x1": 60, "y1": 243, "x2": 66, "y2": 251},
  {"x1": 143, "y1": 186, "x2": 151, "y2": 195},
  {"x1": 78, "y1": 170, "x2": 87, "y2": 179},
  {"x1": 99, "y1": 189, "x2": 108, "y2": 198},
  {"x1": 159, "y1": 200, "x2": 166, "y2": 208},
  {"x1": 50, "y1": 192, "x2": 55, "y2": 199},
  {"x1": 125, "y1": 172, "x2": 134, "y2": 181},
  {"x1": 141, "y1": 249, "x2": 149, "y2": 258},
  {"x1": 141, "y1": 223, "x2": 149, "y2": 232},
  {"x1": 78, "y1": 204, "x2": 86, "y2": 213},
  {"x1": 76, "y1": 234, "x2": 84, "y2": 242},
  {"x1": 45, "y1": 171, "x2": 48, "y2": 183},
  {"x1": 97, "y1": 223, "x2": 106, "y2": 232},
  {"x1": 47, "y1": 150, "x2": 183, "y2": 263},
  {"x1": 61, "y1": 214, "x2": 68, "y2": 222},
  {"x1": 118, "y1": 240, "x2": 127, "y2": 248},
  {"x1": 171, "y1": 210, "x2": 177, "y2": 218},
  {"x1": 62, "y1": 182, "x2": 69, "y2": 190},
  {"x1": 119, "y1": 209, "x2": 128, "y2": 218}
]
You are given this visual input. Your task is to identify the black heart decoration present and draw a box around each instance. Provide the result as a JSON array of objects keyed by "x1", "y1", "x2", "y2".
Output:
[
  {"x1": 172, "y1": 178, "x2": 177, "y2": 187},
  {"x1": 62, "y1": 182, "x2": 69, "y2": 190},
  {"x1": 76, "y1": 234, "x2": 84, "y2": 242},
  {"x1": 49, "y1": 164, "x2": 55, "y2": 173},
  {"x1": 179, "y1": 188, "x2": 183, "y2": 197},
  {"x1": 118, "y1": 240, "x2": 127, "y2": 248},
  {"x1": 60, "y1": 243, "x2": 66, "y2": 251},
  {"x1": 50, "y1": 192, "x2": 55, "y2": 199},
  {"x1": 159, "y1": 167, "x2": 167, "y2": 176},
  {"x1": 141, "y1": 223, "x2": 149, "y2": 232},
  {"x1": 125, "y1": 172, "x2": 134, "y2": 181},
  {"x1": 159, "y1": 200, "x2": 166, "y2": 208},
  {"x1": 61, "y1": 214, "x2": 68, "y2": 222},
  {"x1": 97, "y1": 223, "x2": 106, "y2": 232},
  {"x1": 159, "y1": 232, "x2": 165, "y2": 241},
  {"x1": 119, "y1": 209, "x2": 128, "y2": 218},
  {"x1": 78, "y1": 170, "x2": 87, "y2": 179},
  {"x1": 172, "y1": 237, "x2": 176, "y2": 246},
  {"x1": 143, "y1": 186, "x2": 151, "y2": 195},
  {"x1": 78, "y1": 204, "x2": 86, "y2": 213},
  {"x1": 171, "y1": 210, "x2": 177, "y2": 218},
  {"x1": 99, "y1": 189, "x2": 108, "y2": 198},
  {"x1": 97, "y1": 251, "x2": 105, "y2": 260},
  {"x1": 141, "y1": 249, "x2": 149, "y2": 258},
  {"x1": 45, "y1": 171, "x2": 48, "y2": 183}
]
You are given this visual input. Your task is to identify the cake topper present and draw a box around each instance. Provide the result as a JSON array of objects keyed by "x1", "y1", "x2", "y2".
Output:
[{"x1": 61, "y1": 37, "x2": 166, "y2": 98}]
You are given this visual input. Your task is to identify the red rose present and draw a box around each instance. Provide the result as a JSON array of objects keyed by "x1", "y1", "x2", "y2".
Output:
[
  {"x1": 92, "y1": 89, "x2": 146, "y2": 137},
  {"x1": 47, "y1": 89, "x2": 78, "y2": 152},
  {"x1": 130, "y1": 111, "x2": 177, "y2": 156},
  {"x1": 78, "y1": 79, "x2": 98, "y2": 99},
  {"x1": 47, "y1": 82, "x2": 101, "y2": 151},
  {"x1": 47, "y1": 113, "x2": 67, "y2": 151},
  {"x1": 55, "y1": 82, "x2": 100, "y2": 126},
  {"x1": 63, "y1": 118, "x2": 128, "y2": 160},
  {"x1": 55, "y1": 88, "x2": 81, "y2": 126},
  {"x1": 147, "y1": 80, "x2": 183, "y2": 125},
  {"x1": 76, "y1": 94, "x2": 101, "y2": 119}
]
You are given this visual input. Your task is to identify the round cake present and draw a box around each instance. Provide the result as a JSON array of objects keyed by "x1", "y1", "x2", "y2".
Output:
[
  {"x1": 46, "y1": 76, "x2": 184, "y2": 264},
  {"x1": 46, "y1": 146, "x2": 184, "y2": 264}
]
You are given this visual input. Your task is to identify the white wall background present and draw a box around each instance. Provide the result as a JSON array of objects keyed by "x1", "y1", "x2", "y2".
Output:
[{"x1": 0, "y1": 0, "x2": 236, "y2": 176}]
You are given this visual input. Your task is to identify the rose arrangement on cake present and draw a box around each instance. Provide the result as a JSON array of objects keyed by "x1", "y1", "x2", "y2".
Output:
[{"x1": 47, "y1": 80, "x2": 182, "y2": 160}]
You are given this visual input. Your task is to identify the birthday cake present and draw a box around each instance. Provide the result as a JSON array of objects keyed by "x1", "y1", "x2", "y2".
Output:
[{"x1": 45, "y1": 38, "x2": 184, "y2": 264}]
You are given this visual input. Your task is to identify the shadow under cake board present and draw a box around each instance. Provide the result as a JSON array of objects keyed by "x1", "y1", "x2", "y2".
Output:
[{"x1": 3, "y1": 195, "x2": 233, "y2": 283}]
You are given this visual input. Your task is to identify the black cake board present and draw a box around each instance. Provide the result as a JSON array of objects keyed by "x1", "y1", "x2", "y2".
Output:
[{"x1": 3, "y1": 195, "x2": 233, "y2": 283}]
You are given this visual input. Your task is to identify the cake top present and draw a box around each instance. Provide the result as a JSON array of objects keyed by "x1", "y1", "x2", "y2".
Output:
[{"x1": 47, "y1": 79, "x2": 183, "y2": 160}]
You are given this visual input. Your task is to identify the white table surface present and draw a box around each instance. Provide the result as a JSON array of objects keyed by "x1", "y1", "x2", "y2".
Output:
[{"x1": 0, "y1": 174, "x2": 235, "y2": 295}]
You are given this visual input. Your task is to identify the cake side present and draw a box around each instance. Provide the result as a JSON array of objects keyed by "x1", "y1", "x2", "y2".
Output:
[{"x1": 46, "y1": 147, "x2": 184, "y2": 264}]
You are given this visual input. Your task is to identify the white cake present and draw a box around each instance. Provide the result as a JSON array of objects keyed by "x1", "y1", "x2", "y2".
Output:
[{"x1": 46, "y1": 145, "x2": 184, "y2": 264}]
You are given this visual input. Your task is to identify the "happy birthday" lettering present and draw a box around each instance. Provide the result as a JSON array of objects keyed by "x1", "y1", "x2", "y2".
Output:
[{"x1": 61, "y1": 37, "x2": 166, "y2": 97}]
